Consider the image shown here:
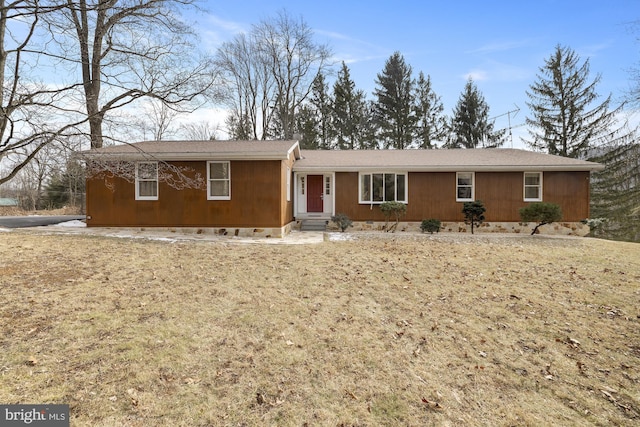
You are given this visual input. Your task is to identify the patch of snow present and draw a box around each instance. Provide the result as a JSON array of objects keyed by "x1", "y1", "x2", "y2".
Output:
[
  {"x1": 328, "y1": 232, "x2": 354, "y2": 241},
  {"x1": 105, "y1": 233, "x2": 177, "y2": 243},
  {"x1": 54, "y1": 220, "x2": 87, "y2": 228},
  {"x1": 0, "y1": 227, "x2": 11, "y2": 232}
]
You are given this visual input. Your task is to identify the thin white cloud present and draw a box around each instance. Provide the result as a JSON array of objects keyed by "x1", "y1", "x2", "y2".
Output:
[
  {"x1": 333, "y1": 52, "x2": 389, "y2": 66},
  {"x1": 198, "y1": 14, "x2": 248, "y2": 50},
  {"x1": 578, "y1": 41, "x2": 613, "y2": 58},
  {"x1": 314, "y1": 29, "x2": 379, "y2": 48},
  {"x1": 462, "y1": 60, "x2": 531, "y2": 83},
  {"x1": 315, "y1": 28, "x2": 390, "y2": 66},
  {"x1": 468, "y1": 39, "x2": 534, "y2": 54},
  {"x1": 463, "y1": 69, "x2": 488, "y2": 81},
  {"x1": 206, "y1": 14, "x2": 247, "y2": 34}
]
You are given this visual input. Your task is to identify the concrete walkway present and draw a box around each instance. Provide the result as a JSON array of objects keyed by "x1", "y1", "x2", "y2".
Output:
[{"x1": 10, "y1": 223, "x2": 329, "y2": 245}]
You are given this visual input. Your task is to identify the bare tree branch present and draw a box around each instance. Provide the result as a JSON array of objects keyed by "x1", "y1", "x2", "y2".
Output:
[{"x1": 42, "y1": 0, "x2": 218, "y2": 148}]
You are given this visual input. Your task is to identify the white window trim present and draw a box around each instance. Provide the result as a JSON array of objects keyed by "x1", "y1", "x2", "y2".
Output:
[
  {"x1": 456, "y1": 172, "x2": 475, "y2": 202},
  {"x1": 207, "y1": 161, "x2": 231, "y2": 201},
  {"x1": 358, "y1": 172, "x2": 408, "y2": 204},
  {"x1": 524, "y1": 172, "x2": 543, "y2": 202},
  {"x1": 135, "y1": 161, "x2": 158, "y2": 201},
  {"x1": 286, "y1": 166, "x2": 291, "y2": 202}
]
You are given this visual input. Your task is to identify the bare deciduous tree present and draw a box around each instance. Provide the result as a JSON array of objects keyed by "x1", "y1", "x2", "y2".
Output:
[
  {"x1": 254, "y1": 10, "x2": 331, "y2": 140},
  {"x1": 179, "y1": 121, "x2": 220, "y2": 140},
  {"x1": 216, "y1": 32, "x2": 275, "y2": 140},
  {"x1": 216, "y1": 9, "x2": 331, "y2": 140},
  {"x1": 44, "y1": 0, "x2": 217, "y2": 148},
  {"x1": 0, "y1": 0, "x2": 86, "y2": 185}
]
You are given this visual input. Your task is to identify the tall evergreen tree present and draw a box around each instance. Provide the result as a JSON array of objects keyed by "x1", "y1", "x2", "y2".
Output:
[
  {"x1": 296, "y1": 72, "x2": 333, "y2": 149},
  {"x1": 312, "y1": 73, "x2": 334, "y2": 149},
  {"x1": 525, "y1": 45, "x2": 620, "y2": 158},
  {"x1": 589, "y1": 134, "x2": 640, "y2": 242},
  {"x1": 413, "y1": 72, "x2": 448, "y2": 149},
  {"x1": 359, "y1": 101, "x2": 381, "y2": 149},
  {"x1": 448, "y1": 78, "x2": 504, "y2": 148},
  {"x1": 226, "y1": 112, "x2": 253, "y2": 140},
  {"x1": 332, "y1": 62, "x2": 368, "y2": 149},
  {"x1": 626, "y1": 20, "x2": 640, "y2": 107},
  {"x1": 295, "y1": 104, "x2": 320, "y2": 149},
  {"x1": 372, "y1": 52, "x2": 416, "y2": 149}
]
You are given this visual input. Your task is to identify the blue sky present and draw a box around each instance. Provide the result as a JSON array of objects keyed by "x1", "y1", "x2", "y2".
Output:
[{"x1": 198, "y1": 0, "x2": 639, "y2": 147}]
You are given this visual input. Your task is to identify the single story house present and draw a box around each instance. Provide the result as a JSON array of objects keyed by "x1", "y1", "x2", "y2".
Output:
[{"x1": 83, "y1": 140, "x2": 604, "y2": 236}]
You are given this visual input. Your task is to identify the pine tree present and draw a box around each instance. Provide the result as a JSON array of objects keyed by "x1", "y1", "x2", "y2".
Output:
[
  {"x1": 226, "y1": 111, "x2": 253, "y2": 141},
  {"x1": 44, "y1": 159, "x2": 86, "y2": 209},
  {"x1": 295, "y1": 104, "x2": 320, "y2": 149},
  {"x1": 372, "y1": 52, "x2": 416, "y2": 149},
  {"x1": 296, "y1": 73, "x2": 333, "y2": 149},
  {"x1": 413, "y1": 72, "x2": 448, "y2": 149},
  {"x1": 332, "y1": 62, "x2": 367, "y2": 149},
  {"x1": 525, "y1": 45, "x2": 620, "y2": 158},
  {"x1": 359, "y1": 101, "x2": 380, "y2": 149},
  {"x1": 448, "y1": 78, "x2": 504, "y2": 148},
  {"x1": 589, "y1": 135, "x2": 640, "y2": 242}
]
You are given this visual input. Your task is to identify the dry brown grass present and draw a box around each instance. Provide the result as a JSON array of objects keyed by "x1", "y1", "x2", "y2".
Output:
[
  {"x1": 0, "y1": 206, "x2": 83, "y2": 216},
  {"x1": 0, "y1": 230, "x2": 639, "y2": 426}
]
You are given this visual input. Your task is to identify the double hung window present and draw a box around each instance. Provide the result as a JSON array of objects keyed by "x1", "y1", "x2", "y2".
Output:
[
  {"x1": 207, "y1": 161, "x2": 230, "y2": 200},
  {"x1": 524, "y1": 172, "x2": 542, "y2": 201},
  {"x1": 456, "y1": 172, "x2": 474, "y2": 201},
  {"x1": 135, "y1": 162, "x2": 158, "y2": 200}
]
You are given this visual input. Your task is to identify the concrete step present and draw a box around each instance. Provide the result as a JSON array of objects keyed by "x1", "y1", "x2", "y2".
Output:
[{"x1": 300, "y1": 219, "x2": 327, "y2": 232}]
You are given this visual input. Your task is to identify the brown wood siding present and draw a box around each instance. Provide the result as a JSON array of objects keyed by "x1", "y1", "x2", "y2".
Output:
[
  {"x1": 475, "y1": 172, "x2": 525, "y2": 221},
  {"x1": 86, "y1": 160, "x2": 287, "y2": 228},
  {"x1": 334, "y1": 170, "x2": 591, "y2": 222},
  {"x1": 542, "y1": 171, "x2": 590, "y2": 221}
]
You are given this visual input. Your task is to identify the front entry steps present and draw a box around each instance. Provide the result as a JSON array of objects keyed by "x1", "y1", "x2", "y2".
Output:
[{"x1": 300, "y1": 219, "x2": 328, "y2": 232}]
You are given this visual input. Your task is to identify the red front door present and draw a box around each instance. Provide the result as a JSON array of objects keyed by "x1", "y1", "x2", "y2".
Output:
[{"x1": 307, "y1": 175, "x2": 324, "y2": 212}]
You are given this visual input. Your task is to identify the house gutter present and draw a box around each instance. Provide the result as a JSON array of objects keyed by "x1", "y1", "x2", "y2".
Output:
[
  {"x1": 293, "y1": 164, "x2": 605, "y2": 173},
  {"x1": 82, "y1": 152, "x2": 293, "y2": 161}
]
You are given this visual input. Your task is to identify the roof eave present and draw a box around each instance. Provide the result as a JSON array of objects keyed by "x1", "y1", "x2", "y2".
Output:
[
  {"x1": 293, "y1": 165, "x2": 605, "y2": 172},
  {"x1": 83, "y1": 152, "x2": 293, "y2": 161}
]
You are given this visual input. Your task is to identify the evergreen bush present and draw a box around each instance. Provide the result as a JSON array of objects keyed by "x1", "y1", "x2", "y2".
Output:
[
  {"x1": 420, "y1": 219, "x2": 441, "y2": 234},
  {"x1": 380, "y1": 201, "x2": 407, "y2": 232},
  {"x1": 462, "y1": 200, "x2": 486, "y2": 234},
  {"x1": 331, "y1": 213, "x2": 353, "y2": 232},
  {"x1": 519, "y1": 202, "x2": 562, "y2": 235}
]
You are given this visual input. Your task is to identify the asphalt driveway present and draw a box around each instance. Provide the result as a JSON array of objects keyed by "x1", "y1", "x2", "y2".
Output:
[{"x1": 0, "y1": 215, "x2": 86, "y2": 229}]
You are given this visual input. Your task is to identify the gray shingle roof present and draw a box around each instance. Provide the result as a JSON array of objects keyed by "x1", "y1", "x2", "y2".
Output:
[
  {"x1": 83, "y1": 141, "x2": 603, "y2": 172},
  {"x1": 294, "y1": 148, "x2": 603, "y2": 172},
  {"x1": 84, "y1": 140, "x2": 301, "y2": 161}
]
